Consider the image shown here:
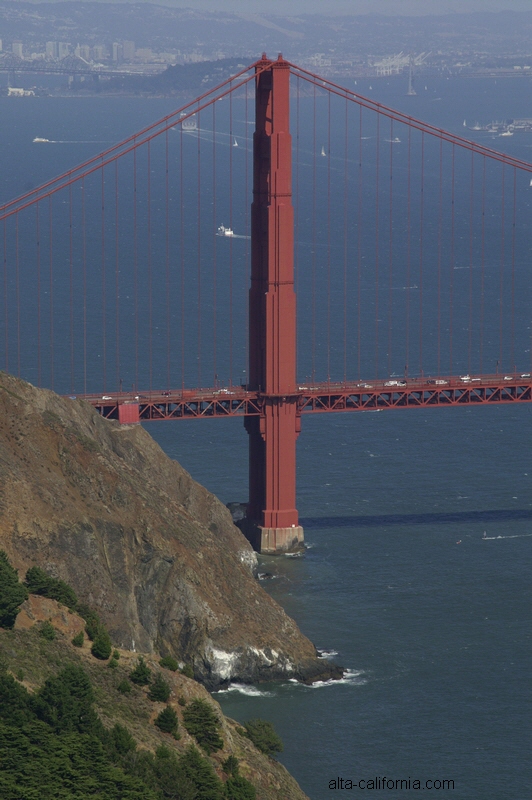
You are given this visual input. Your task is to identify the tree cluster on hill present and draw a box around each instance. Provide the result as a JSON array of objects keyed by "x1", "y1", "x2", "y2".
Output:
[{"x1": 0, "y1": 662, "x2": 256, "y2": 799}]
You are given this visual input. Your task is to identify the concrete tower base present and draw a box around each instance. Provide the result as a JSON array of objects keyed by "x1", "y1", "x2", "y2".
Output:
[{"x1": 238, "y1": 518, "x2": 304, "y2": 555}]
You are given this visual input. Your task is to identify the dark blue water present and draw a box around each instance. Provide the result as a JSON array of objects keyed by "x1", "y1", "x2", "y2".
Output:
[{"x1": 1, "y1": 76, "x2": 531, "y2": 799}]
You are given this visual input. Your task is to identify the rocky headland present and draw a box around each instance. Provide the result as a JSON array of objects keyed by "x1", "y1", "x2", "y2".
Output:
[{"x1": 0, "y1": 372, "x2": 341, "y2": 690}]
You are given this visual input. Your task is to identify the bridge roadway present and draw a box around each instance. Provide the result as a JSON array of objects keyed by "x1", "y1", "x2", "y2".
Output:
[{"x1": 74, "y1": 372, "x2": 532, "y2": 422}]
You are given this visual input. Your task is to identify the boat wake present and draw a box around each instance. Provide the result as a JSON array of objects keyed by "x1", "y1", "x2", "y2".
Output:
[
  {"x1": 217, "y1": 683, "x2": 272, "y2": 697},
  {"x1": 483, "y1": 532, "x2": 532, "y2": 540}
]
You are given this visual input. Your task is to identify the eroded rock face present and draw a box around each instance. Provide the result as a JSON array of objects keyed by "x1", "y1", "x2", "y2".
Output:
[{"x1": 0, "y1": 374, "x2": 341, "y2": 689}]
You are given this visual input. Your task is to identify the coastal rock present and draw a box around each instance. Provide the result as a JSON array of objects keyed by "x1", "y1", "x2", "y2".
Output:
[{"x1": 0, "y1": 373, "x2": 341, "y2": 689}]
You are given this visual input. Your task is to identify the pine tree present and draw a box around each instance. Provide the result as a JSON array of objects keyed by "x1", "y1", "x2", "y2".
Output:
[
  {"x1": 154, "y1": 706, "x2": 178, "y2": 735},
  {"x1": 182, "y1": 698, "x2": 223, "y2": 754},
  {"x1": 129, "y1": 657, "x2": 151, "y2": 685},
  {"x1": 0, "y1": 551, "x2": 28, "y2": 629},
  {"x1": 148, "y1": 673, "x2": 171, "y2": 703}
]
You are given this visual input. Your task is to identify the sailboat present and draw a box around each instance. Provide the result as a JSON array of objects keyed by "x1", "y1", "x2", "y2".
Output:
[
  {"x1": 233, "y1": 138, "x2": 238, "y2": 147},
  {"x1": 321, "y1": 145, "x2": 326, "y2": 157}
]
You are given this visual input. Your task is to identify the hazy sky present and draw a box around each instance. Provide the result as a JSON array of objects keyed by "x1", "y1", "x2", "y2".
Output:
[{"x1": 201, "y1": 0, "x2": 532, "y2": 12}]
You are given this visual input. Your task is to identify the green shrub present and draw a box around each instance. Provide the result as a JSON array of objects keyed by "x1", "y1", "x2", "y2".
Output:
[
  {"x1": 224, "y1": 774, "x2": 257, "y2": 800},
  {"x1": 91, "y1": 629, "x2": 112, "y2": 660},
  {"x1": 178, "y1": 695, "x2": 187, "y2": 707},
  {"x1": 129, "y1": 656, "x2": 151, "y2": 686},
  {"x1": 222, "y1": 755, "x2": 240, "y2": 776},
  {"x1": 113, "y1": 649, "x2": 120, "y2": 660},
  {"x1": 108, "y1": 657, "x2": 119, "y2": 669},
  {"x1": 16, "y1": 669, "x2": 24, "y2": 682},
  {"x1": 40, "y1": 620, "x2": 56, "y2": 640},
  {"x1": 0, "y1": 550, "x2": 28, "y2": 629},
  {"x1": 154, "y1": 705, "x2": 179, "y2": 735},
  {"x1": 159, "y1": 655, "x2": 179, "y2": 672},
  {"x1": 243, "y1": 718, "x2": 283, "y2": 756},
  {"x1": 117, "y1": 679, "x2": 132, "y2": 694},
  {"x1": 72, "y1": 631, "x2": 84, "y2": 647},
  {"x1": 111, "y1": 723, "x2": 137, "y2": 756},
  {"x1": 148, "y1": 673, "x2": 171, "y2": 703},
  {"x1": 24, "y1": 565, "x2": 78, "y2": 609},
  {"x1": 182, "y1": 698, "x2": 223, "y2": 754},
  {"x1": 77, "y1": 603, "x2": 101, "y2": 641},
  {"x1": 180, "y1": 663, "x2": 194, "y2": 679}
]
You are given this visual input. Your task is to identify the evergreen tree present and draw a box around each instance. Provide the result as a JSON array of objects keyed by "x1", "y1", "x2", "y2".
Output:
[
  {"x1": 243, "y1": 718, "x2": 283, "y2": 756},
  {"x1": 179, "y1": 745, "x2": 225, "y2": 800},
  {"x1": 224, "y1": 774, "x2": 257, "y2": 800},
  {"x1": 159, "y1": 655, "x2": 179, "y2": 671},
  {"x1": 117, "y1": 679, "x2": 132, "y2": 694},
  {"x1": 40, "y1": 620, "x2": 56, "y2": 640},
  {"x1": 0, "y1": 550, "x2": 28, "y2": 629},
  {"x1": 154, "y1": 706, "x2": 178, "y2": 735},
  {"x1": 148, "y1": 673, "x2": 171, "y2": 702},
  {"x1": 129, "y1": 656, "x2": 151, "y2": 685},
  {"x1": 182, "y1": 698, "x2": 224, "y2": 754},
  {"x1": 72, "y1": 631, "x2": 84, "y2": 647},
  {"x1": 24, "y1": 566, "x2": 78, "y2": 609},
  {"x1": 91, "y1": 628, "x2": 112, "y2": 660}
]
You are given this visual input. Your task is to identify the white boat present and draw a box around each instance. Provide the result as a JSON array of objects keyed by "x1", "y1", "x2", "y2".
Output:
[
  {"x1": 500, "y1": 130, "x2": 513, "y2": 137},
  {"x1": 233, "y1": 138, "x2": 238, "y2": 147},
  {"x1": 217, "y1": 224, "x2": 234, "y2": 237},
  {"x1": 321, "y1": 145, "x2": 326, "y2": 157},
  {"x1": 33, "y1": 137, "x2": 50, "y2": 143}
]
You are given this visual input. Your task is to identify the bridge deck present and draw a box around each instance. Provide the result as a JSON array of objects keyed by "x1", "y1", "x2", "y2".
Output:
[{"x1": 74, "y1": 373, "x2": 532, "y2": 421}]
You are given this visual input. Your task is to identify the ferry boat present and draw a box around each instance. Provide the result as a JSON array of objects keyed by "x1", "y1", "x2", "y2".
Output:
[{"x1": 217, "y1": 224, "x2": 234, "y2": 237}]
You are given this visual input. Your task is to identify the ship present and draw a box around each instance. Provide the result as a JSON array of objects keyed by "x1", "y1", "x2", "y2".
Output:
[
  {"x1": 217, "y1": 224, "x2": 234, "y2": 237},
  {"x1": 33, "y1": 137, "x2": 50, "y2": 143}
]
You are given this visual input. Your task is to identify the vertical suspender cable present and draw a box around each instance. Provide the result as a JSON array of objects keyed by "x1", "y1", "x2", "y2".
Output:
[
  {"x1": 134, "y1": 145, "x2": 139, "y2": 391},
  {"x1": 511, "y1": 168, "x2": 516, "y2": 373},
  {"x1": 357, "y1": 104, "x2": 363, "y2": 381},
  {"x1": 480, "y1": 157, "x2": 486, "y2": 375},
  {"x1": 197, "y1": 111, "x2": 202, "y2": 387},
  {"x1": 437, "y1": 139, "x2": 442, "y2": 376},
  {"x1": 180, "y1": 126, "x2": 185, "y2": 389},
  {"x1": 406, "y1": 126, "x2": 411, "y2": 377},
  {"x1": 69, "y1": 184, "x2": 74, "y2": 392},
  {"x1": 49, "y1": 196, "x2": 54, "y2": 391},
  {"x1": 115, "y1": 160, "x2": 120, "y2": 392},
  {"x1": 388, "y1": 119, "x2": 393, "y2": 378},
  {"x1": 82, "y1": 178, "x2": 87, "y2": 395},
  {"x1": 312, "y1": 84, "x2": 317, "y2": 382},
  {"x1": 148, "y1": 141, "x2": 153, "y2": 391},
  {"x1": 375, "y1": 112, "x2": 380, "y2": 378},
  {"x1": 36, "y1": 203, "x2": 41, "y2": 385},
  {"x1": 101, "y1": 166, "x2": 106, "y2": 392},
  {"x1": 468, "y1": 151, "x2": 474, "y2": 375},
  {"x1": 499, "y1": 164, "x2": 505, "y2": 371},
  {"x1": 166, "y1": 129, "x2": 170, "y2": 390},
  {"x1": 210, "y1": 103, "x2": 216, "y2": 385},
  {"x1": 343, "y1": 94, "x2": 348, "y2": 384},
  {"x1": 449, "y1": 145, "x2": 455, "y2": 376},
  {"x1": 229, "y1": 93, "x2": 233, "y2": 386},
  {"x1": 15, "y1": 214, "x2": 20, "y2": 377},
  {"x1": 326, "y1": 91, "x2": 331, "y2": 382},
  {"x1": 2, "y1": 219, "x2": 6, "y2": 373},
  {"x1": 419, "y1": 131, "x2": 424, "y2": 376}
]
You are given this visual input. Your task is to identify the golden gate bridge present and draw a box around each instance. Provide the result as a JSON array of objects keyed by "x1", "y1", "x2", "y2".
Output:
[{"x1": 1, "y1": 54, "x2": 531, "y2": 553}]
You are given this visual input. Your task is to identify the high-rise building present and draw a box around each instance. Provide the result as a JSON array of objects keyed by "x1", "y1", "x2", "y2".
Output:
[
  {"x1": 112, "y1": 42, "x2": 122, "y2": 62},
  {"x1": 46, "y1": 41, "x2": 58, "y2": 58},
  {"x1": 58, "y1": 42, "x2": 70, "y2": 59},
  {"x1": 12, "y1": 41, "x2": 23, "y2": 58},
  {"x1": 93, "y1": 45, "x2": 106, "y2": 61},
  {"x1": 0, "y1": 39, "x2": 3, "y2": 53},
  {"x1": 79, "y1": 44, "x2": 91, "y2": 61},
  {"x1": 122, "y1": 40, "x2": 135, "y2": 61}
]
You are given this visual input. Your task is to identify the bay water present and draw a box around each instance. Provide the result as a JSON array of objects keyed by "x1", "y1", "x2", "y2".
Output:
[{"x1": 1, "y1": 72, "x2": 531, "y2": 799}]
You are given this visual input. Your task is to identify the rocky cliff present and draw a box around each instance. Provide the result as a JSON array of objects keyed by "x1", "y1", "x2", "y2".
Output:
[{"x1": 0, "y1": 373, "x2": 340, "y2": 689}]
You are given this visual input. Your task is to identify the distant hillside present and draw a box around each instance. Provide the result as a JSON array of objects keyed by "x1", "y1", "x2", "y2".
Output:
[{"x1": 97, "y1": 58, "x2": 249, "y2": 95}]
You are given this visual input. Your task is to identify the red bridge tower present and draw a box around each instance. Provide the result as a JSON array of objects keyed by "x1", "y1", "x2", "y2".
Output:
[{"x1": 242, "y1": 55, "x2": 304, "y2": 554}]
